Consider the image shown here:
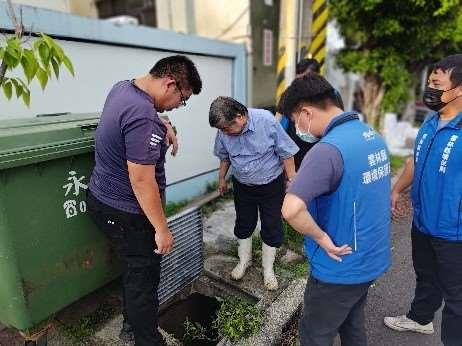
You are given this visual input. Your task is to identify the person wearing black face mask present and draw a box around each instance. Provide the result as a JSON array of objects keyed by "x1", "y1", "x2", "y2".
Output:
[
  {"x1": 384, "y1": 54, "x2": 462, "y2": 346},
  {"x1": 424, "y1": 84, "x2": 461, "y2": 111}
]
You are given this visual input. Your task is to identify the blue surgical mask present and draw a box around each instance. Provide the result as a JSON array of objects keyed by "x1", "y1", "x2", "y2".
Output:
[{"x1": 296, "y1": 117, "x2": 319, "y2": 143}]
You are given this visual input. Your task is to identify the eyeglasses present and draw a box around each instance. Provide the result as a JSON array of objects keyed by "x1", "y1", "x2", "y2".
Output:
[{"x1": 175, "y1": 82, "x2": 187, "y2": 107}]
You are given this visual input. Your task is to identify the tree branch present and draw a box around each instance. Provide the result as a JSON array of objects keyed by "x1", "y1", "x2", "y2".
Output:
[
  {"x1": 6, "y1": 0, "x2": 23, "y2": 37},
  {"x1": 1, "y1": 1, "x2": 25, "y2": 85},
  {"x1": 0, "y1": 62, "x2": 7, "y2": 86}
]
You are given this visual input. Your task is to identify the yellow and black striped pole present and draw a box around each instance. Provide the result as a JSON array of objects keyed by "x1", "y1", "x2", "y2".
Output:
[
  {"x1": 275, "y1": 0, "x2": 298, "y2": 103},
  {"x1": 275, "y1": 46, "x2": 287, "y2": 103},
  {"x1": 308, "y1": 0, "x2": 328, "y2": 73}
]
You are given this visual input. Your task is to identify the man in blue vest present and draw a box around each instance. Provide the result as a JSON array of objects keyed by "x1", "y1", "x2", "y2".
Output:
[
  {"x1": 281, "y1": 74, "x2": 391, "y2": 346},
  {"x1": 384, "y1": 54, "x2": 462, "y2": 346}
]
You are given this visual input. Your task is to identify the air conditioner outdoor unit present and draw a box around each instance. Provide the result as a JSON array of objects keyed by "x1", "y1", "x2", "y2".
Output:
[{"x1": 105, "y1": 15, "x2": 139, "y2": 26}]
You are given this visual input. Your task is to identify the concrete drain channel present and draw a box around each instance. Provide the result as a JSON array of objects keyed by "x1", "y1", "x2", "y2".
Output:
[
  {"x1": 156, "y1": 261, "x2": 306, "y2": 346},
  {"x1": 157, "y1": 203, "x2": 306, "y2": 346}
]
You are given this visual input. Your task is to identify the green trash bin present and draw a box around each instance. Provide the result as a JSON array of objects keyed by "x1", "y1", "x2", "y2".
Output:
[{"x1": 0, "y1": 113, "x2": 120, "y2": 338}]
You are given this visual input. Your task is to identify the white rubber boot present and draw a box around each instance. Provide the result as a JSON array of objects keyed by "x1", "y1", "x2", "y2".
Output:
[
  {"x1": 230, "y1": 238, "x2": 252, "y2": 280},
  {"x1": 262, "y1": 243, "x2": 278, "y2": 290}
]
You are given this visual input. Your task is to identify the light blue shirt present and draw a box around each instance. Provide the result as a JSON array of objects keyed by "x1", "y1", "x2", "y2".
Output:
[{"x1": 213, "y1": 108, "x2": 299, "y2": 185}]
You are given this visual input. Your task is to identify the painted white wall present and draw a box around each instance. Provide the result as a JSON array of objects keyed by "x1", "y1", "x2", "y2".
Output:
[
  {"x1": 8, "y1": 0, "x2": 70, "y2": 13},
  {"x1": 8, "y1": 0, "x2": 97, "y2": 16},
  {"x1": 0, "y1": 39, "x2": 233, "y2": 184},
  {"x1": 325, "y1": 21, "x2": 358, "y2": 111}
]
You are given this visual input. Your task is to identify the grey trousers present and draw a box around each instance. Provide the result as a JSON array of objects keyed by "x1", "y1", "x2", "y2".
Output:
[{"x1": 299, "y1": 277, "x2": 371, "y2": 346}]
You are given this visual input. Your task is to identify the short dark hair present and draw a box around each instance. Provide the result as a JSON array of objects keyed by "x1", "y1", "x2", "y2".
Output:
[
  {"x1": 432, "y1": 54, "x2": 462, "y2": 87},
  {"x1": 209, "y1": 96, "x2": 248, "y2": 128},
  {"x1": 149, "y1": 55, "x2": 202, "y2": 94},
  {"x1": 277, "y1": 74, "x2": 337, "y2": 115},
  {"x1": 296, "y1": 58, "x2": 321, "y2": 75}
]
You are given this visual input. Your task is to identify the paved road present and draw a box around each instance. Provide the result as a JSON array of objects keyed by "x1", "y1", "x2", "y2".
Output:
[{"x1": 363, "y1": 217, "x2": 443, "y2": 346}]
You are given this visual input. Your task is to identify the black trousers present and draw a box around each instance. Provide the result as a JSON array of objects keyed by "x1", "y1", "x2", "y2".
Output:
[
  {"x1": 87, "y1": 191, "x2": 163, "y2": 346},
  {"x1": 407, "y1": 225, "x2": 462, "y2": 346},
  {"x1": 232, "y1": 174, "x2": 285, "y2": 247},
  {"x1": 299, "y1": 277, "x2": 371, "y2": 346}
]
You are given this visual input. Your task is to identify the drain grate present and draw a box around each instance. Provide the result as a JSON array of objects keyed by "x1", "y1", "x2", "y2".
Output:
[{"x1": 158, "y1": 207, "x2": 204, "y2": 304}]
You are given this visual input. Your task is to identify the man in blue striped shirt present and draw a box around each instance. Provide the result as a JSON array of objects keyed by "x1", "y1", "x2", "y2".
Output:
[{"x1": 210, "y1": 96, "x2": 299, "y2": 290}]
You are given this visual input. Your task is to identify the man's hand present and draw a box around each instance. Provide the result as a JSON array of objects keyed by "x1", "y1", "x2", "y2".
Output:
[
  {"x1": 155, "y1": 229, "x2": 174, "y2": 255},
  {"x1": 391, "y1": 189, "x2": 403, "y2": 217},
  {"x1": 164, "y1": 122, "x2": 178, "y2": 156},
  {"x1": 218, "y1": 178, "x2": 228, "y2": 195},
  {"x1": 285, "y1": 175, "x2": 295, "y2": 191},
  {"x1": 315, "y1": 232, "x2": 352, "y2": 262}
]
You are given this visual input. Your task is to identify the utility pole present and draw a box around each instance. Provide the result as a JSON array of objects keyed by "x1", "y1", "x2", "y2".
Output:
[
  {"x1": 308, "y1": 0, "x2": 328, "y2": 73},
  {"x1": 275, "y1": 0, "x2": 298, "y2": 103}
]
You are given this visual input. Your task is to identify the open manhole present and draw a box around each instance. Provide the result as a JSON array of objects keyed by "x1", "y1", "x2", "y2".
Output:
[{"x1": 159, "y1": 292, "x2": 221, "y2": 345}]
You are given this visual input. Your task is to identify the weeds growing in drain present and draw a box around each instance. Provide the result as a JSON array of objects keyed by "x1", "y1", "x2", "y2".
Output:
[
  {"x1": 183, "y1": 297, "x2": 262, "y2": 344},
  {"x1": 183, "y1": 318, "x2": 217, "y2": 344}
]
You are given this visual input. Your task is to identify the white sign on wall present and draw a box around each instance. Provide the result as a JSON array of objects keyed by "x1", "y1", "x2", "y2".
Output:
[{"x1": 263, "y1": 29, "x2": 273, "y2": 66}]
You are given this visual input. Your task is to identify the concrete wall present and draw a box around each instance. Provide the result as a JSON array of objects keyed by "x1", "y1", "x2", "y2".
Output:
[
  {"x1": 250, "y1": 0, "x2": 279, "y2": 108},
  {"x1": 9, "y1": 0, "x2": 97, "y2": 17},
  {"x1": 155, "y1": 0, "x2": 279, "y2": 108}
]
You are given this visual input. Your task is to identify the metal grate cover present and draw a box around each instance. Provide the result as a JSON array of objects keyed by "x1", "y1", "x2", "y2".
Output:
[{"x1": 158, "y1": 207, "x2": 203, "y2": 304}]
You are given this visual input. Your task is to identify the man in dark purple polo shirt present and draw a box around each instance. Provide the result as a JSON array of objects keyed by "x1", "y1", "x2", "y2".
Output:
[{"x1": 87, "y1": 55, "x2": 202, "y2": 346}]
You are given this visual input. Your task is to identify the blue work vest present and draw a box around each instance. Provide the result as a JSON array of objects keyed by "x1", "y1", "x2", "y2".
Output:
[
  {"x1": 305, "y1": 112, "x2": 391, "y2": 284},
  {"x1": 411, "y1": 112, "x2": 462, "y2": 241}
]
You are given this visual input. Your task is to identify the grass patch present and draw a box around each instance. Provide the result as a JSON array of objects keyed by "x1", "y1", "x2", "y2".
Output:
[
  {"x1": 277, "y1": 261, "x2": 309, "y2": 278},
  {"x1": 283, "y1": 221, "x2": 304, "y2": 255},
  {"x1": 201, "y1": 188, "x2": 234, "y2": 217},
  {"x1": 226, "y1": 239, "x2": 238, "y2": 258},
  {"x1": 390, "y1": 155, "x2": 408, "y2": 174},
  {"x1": 165, "y1": 200, "x2": 189, "y2": 217},
  {"x1": 252, "y1": 235, "x2": 263, "y2": 262},
  {"x1": 57, "y1": 302, "x2": 118, "y2": 343}
]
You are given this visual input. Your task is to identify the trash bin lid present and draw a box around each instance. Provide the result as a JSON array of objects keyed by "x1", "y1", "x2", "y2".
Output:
[{"x1": 0, "y1": 113, "x2": 100, "y2": 169}]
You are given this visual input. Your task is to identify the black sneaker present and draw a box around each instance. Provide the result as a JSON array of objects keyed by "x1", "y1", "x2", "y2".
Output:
[{"x1": 119, "y1": 321, "x2": 135, "y2": 343}]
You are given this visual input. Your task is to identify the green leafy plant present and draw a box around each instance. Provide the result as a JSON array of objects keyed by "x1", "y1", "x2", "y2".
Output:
[
  {"x1": 0, "y1": 0, "x2": 74, "y2": 106},
  {"x1": 214, "y1": 298, "x2": 262, "y2": 342},
  {"x1": 183, "y1": 318, "x2": 218, "y2": 344}
]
